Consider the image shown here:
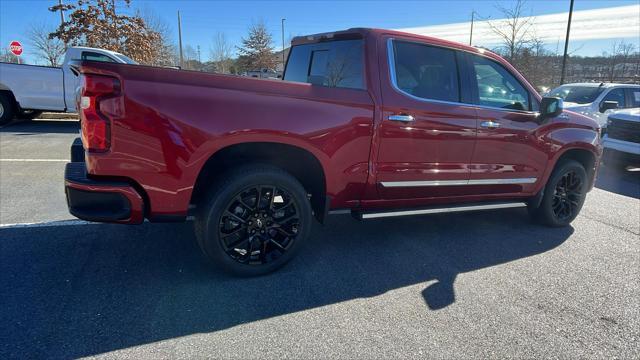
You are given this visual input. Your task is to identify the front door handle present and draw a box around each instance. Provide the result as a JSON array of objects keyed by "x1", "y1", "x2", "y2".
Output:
[
  {"x1": 480, "y1": 120, "x2": 501, "y2": 129},
  {"x1": 389, "y1": 114, "x2": 415, "y2": 122}
]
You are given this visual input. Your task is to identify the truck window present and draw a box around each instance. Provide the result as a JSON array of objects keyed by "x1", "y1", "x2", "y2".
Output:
[
  {"x1": 628, "y1": 88, "x2": 640, "y2": 108},
  {"x1": 470, "y1": 55, "x2": 530, "y2": 111},
  {"x1": 284, "y1": 40, "x2": 364, "y2": 90},
  {"x1": 81, "y1": 51, "x2": 116, "y2": 63},
  {"x1": 602, "y1": 88, "x2": 625, "y2": 108},
  {"x1": 390, "y1": 41, "x2": 460, "y2": 103}
]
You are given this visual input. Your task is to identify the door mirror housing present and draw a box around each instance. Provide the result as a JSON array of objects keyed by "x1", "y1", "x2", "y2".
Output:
[
  {"x1": 599, "y1": 100, "x2": 618, "y2": 113},
  {"x1": 540, "y1": 97, "x2": 563, "y2": 118}
]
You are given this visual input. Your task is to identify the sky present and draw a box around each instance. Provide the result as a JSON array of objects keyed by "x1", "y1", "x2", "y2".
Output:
[{"x1": 1, "y1": 0, "x2": 639, "y2": 64}]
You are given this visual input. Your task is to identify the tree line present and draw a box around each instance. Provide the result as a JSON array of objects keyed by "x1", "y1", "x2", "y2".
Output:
[{"x1": 2, "y1": 0, "x2": 637, "y2": 88}]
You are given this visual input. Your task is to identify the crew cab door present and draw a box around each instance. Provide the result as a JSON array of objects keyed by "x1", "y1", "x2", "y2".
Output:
[
  {"x1": 466, "y1": 53, "x2": 546, "y2": 194},
  {"x1": 375, "y1": 38, "x2": 477, "y2": 200}
]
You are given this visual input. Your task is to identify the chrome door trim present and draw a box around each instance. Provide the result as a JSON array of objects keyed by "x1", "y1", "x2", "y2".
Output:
[
  {"x1": 380, "y1": 177, "x2": 537, "y2": 188},
  {"x1": 360, "y1": 202, "x2": 527, "y2": 219}
]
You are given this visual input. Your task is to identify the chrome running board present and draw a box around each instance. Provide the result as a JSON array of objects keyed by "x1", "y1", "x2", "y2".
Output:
[{"x1": 354, "y1": 201, "x2": 527, "y2": 220}]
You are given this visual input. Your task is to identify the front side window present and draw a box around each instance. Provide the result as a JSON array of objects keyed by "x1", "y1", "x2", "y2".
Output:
[
  {"x1": 391, "y1": 41, "x2": 460, "y2": 102},
  {"x1": 284, "y1": 39, "x2": 364, "y2": 89},
  {"x1": 471, "y1": 55, "x2": 530, "y2": 111},
  {"x1": 602, "y1": 88, "x2": 626, "y2": 108},
  {"x1": 81, "y1": 51, "x2": 116, "y2": 63}
]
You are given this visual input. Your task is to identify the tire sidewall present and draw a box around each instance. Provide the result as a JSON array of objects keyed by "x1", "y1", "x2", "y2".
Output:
[
  {"x1": 198, "y1": 167, "x2": 312, "y2": 276},
  {"x1": 539, "y1": 160, "x2": 588, "y2": 227},
  {"x1": 0, "y1": 95, "x2": 15, "y2": 125}
]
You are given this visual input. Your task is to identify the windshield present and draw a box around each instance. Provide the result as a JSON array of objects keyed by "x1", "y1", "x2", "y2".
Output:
[
  {"x1": 114, "y1": 53, "x2": 138, "y2": 65},
  {"x1": 548, "y1": 85, "x2": 604, "y2": 104}
]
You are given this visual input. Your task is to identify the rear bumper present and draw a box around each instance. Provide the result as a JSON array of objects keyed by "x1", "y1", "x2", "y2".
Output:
[{"x1": 65, "y1": 140, "x2": 145, "y2": 224}]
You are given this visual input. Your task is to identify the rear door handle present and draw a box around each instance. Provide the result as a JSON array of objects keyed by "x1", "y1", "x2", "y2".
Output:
[
  {"x1": 480, "y1": 120, "x2": 501, "y2": 129},
  {"x1": 388, "y1": 114, "x2": 415, "y2": 122}
]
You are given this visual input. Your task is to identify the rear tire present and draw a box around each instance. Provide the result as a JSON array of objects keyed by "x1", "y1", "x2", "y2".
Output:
[
  {"x1": 0, "y1": 94, "x2": 16, "y2": 125},
  {"x1": 529, "y1": 159, "x2": 588, "y2": 227},
  {"x1": 194, "y1": 165, "x2": 313, "y2": 276}
]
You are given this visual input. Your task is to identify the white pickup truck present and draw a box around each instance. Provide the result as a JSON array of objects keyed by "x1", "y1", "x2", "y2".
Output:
[{"x1": 0, "y1": 46, "x2": 136, "y2": 124}]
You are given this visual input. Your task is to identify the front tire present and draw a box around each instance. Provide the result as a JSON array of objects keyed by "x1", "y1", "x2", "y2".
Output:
[
  {"x1": 529, "y1": 159, "x2": 588, "y2": 227},
  {"x1": 194, "y1": 165, "x2": 313, "y2": 276}
]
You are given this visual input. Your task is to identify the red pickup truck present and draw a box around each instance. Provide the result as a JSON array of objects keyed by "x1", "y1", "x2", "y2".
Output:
[{"x1": 65, "y1": 28, "x2": 602, "y2": 275}]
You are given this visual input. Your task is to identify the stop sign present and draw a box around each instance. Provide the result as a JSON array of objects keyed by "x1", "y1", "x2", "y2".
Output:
[{"x1": 9, "y1": 41, "x2": 23, "y2": 56}]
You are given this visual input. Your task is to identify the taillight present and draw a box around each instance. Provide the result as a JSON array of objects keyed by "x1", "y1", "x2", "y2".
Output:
[{"x1": 79, "y1": 74, "x2": 120, "y2": 152}]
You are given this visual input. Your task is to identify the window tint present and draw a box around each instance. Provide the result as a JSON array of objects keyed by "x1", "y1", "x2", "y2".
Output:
[
  {"x1": 81, "y1": 51, "x2": 116, "y2": 63},
  {"x1": 602, "y1": 88, "x2": 625, "y2": 108},
  {"x1": 628, "y1": 88, "x2": 640, "y2": 108},
  {"x1": 392, "y1": 41, "x2": 459, "y2": 102},
  {"x1": 548, "y1": 85, "x2": 604, "y2": 104},
  {"x1": 284, "y1": 40, "x2": 364, "y2": 89},
  {"x1": 471, "y1": 55, "x2": 530, "y2": 111}
]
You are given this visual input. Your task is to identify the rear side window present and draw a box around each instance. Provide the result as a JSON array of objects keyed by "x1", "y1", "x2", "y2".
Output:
[
  {"x1": 471, "y1": 55, "x2": 530, "y2": 111},
  {"x1": 628, "y1": 88, "x2": 640, "y2": 108},
  {"x1": 284, "y1": 40, "x2": 364, "y2": 89},
  {"x1": 81, "y1": 51, "x2": 116, "y2": 63},
  {"x1": 391, "y1": 41, "x2": 460, "y2": 102}
]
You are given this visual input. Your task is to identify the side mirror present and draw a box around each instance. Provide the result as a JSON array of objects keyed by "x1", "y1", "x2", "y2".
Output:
[
  {"x1": 599, "y1": 100, "x2": 618, "y2": 113},
  {"x1": 540, "y1": 97, "x2": 563, "y2": 118}
]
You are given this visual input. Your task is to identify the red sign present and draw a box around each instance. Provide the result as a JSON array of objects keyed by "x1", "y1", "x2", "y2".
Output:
[{"x1": 9, "y1": 41, "x2": 23, "y2": 56}]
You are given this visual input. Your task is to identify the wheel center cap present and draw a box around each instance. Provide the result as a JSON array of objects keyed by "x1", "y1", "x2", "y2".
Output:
[{"x1": 255, "y1": 218, "x2": 263, "y2": 228}]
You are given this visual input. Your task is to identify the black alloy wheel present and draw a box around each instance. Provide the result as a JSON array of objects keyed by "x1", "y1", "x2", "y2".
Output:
[
  {"x1": 551, "y1": 170, "x2": 583, "y2": 222},
  {"x1": 218, "y1": 185, "x2": 300, "y2": 265},
  {"x1": 195, "y1": 165, "x2": 312, "y2": 276}
]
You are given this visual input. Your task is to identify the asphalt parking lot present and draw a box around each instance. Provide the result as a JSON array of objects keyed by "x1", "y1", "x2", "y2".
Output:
[{"x1": 1, "y1": 119, "x2": 639, "y2": 359}]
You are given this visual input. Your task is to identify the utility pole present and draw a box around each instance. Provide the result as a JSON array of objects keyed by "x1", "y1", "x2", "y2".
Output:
[
  {"x1": 58, "y1": 0, "x2": 67, "y2": 49},
  {"x1": 58, "y1": 0, "x2": 65, "y2": 25},
  {"x1": 560, "y1": 0, "x2": 574, "y2": 85},
  {"x1": 469, "y1": 11, "x2": 475, "y2": 46},
  {"x1": 197, "y1": 45, "x2": 201, "y2": 63},
  {"x1": 177, "y1": 10, "x2": 184, "y2": 68},
  {"x1": 281, "y1": 18, "x2": 286, "y2": 70}
]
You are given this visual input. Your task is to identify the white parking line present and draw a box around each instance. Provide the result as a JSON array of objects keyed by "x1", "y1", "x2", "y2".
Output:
[
  {"x1": 0, "y1": 159, "x2": 68, "y2": 162},
  {"x1": 0, "y1": 219, "x2": 93, "y2": 229}
]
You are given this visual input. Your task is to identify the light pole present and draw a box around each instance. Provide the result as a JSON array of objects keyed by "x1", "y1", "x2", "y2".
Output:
[
  {"x1": 281, "y1": 18, "x2": 286, "y2": 70},
  {"x1": 560, "y1": 0, "x2": 574, "y2": 85},
  {"x1": 469, "y1": 11, "x2": 475, "y2": 46},
  {"x1": 177, "y1": 10, "x2": 184, "y2": 68}
]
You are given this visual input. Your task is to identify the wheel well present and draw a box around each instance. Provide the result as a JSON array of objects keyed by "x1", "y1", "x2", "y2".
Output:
[
  {"x1": 0, "y1": 90, "x2": 17, "y2": 106},
  {"x1": 191, "y1": 142, "x2": 327, "y2": 221},
  {"x1": 556, "y1": 148, "x2": 597, "y2": 183}
]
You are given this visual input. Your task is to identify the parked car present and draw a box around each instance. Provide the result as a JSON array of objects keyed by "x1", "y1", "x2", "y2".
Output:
[
  {"x1": 245, "y1": 68, "x2": 280, "y2": 79},
  {"x1": 547, "y1": 82, "x2": 640, "y2": 127},
  {"x1": 602, "y1": 108, "x2": 640, "y2": 168},
  {"x1": 64, "y1": 28, "x2": 602, "y2": 276},
  {"x1": 0, "y1": 46, "x2": 137, "y2": 124}
]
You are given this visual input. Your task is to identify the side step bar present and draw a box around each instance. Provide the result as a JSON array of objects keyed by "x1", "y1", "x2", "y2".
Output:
[{"x1": 353, "y1": 201, "x2": 527, "y2": 220}]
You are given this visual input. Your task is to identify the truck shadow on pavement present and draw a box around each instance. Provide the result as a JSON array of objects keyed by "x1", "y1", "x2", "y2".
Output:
[
  {"x1": 0, "y1": 119, "x2": 79, "y2": 134},
  {"x1": 0, "y1": 209, "x2": 572, "y2": 358},
  {"x1": 595, "y1": 165, "x2": 640, "y2": 199}
]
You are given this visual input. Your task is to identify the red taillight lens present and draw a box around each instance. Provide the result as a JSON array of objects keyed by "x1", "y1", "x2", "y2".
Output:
[{"x1": 79, "y1": 74, "x2": 120, "y2": 153}]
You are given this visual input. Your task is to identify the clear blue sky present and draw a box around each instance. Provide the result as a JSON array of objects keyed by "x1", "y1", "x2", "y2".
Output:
[{"x1": 1, "y1": 0, "x2": 637, "y2": 64}]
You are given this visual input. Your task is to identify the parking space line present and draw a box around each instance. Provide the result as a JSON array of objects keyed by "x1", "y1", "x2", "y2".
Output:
[{"x1": 0, "y1": 159, "x2": 68, "y2": 162}]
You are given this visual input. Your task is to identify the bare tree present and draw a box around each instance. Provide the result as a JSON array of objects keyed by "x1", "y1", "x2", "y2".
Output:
[
  {"x1": 210, "y1": 32, "x2": 233, "y2": 73},
  {"x1": 0, "y1": 48, "x2": 19, "y2": 63},
  {"x1": 487, "y1": 0, "x2": 534, "y2": 62},
  {"x1": 139, "y1": 8, "x2": 176, "y2": 67},
  {"x1": 605, "y1": 40, "x2": 636, "y2": 81},
  {"x1": 27, "y1": 23, "x2": 65, "y2": 66}
]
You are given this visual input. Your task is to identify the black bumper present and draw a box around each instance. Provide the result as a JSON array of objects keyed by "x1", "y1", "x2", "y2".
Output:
[
  {"x1": 65, "y1": 162, "x2": 133, "y2": 222},
  {"x1": 603, "y1": 148, "x2": 640, "y2": 167}
]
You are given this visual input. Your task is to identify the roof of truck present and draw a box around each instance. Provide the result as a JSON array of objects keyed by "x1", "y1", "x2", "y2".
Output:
[{"x1": 291, "y1": 27, "x2": 488, "y2": 55}]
